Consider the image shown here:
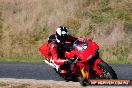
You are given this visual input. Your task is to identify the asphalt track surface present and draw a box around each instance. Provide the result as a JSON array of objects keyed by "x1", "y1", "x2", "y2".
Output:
[{"x1": 0, "y1": 62, "x2": 132, "y2": 81}]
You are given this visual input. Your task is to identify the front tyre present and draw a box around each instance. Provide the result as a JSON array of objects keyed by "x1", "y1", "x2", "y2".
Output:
[
  {"x1": 98, "y1": 61, "x2": 118, "y2": 79},
  {"x1": 80, "y1": 78, "x2": 90, "y2": 86}
]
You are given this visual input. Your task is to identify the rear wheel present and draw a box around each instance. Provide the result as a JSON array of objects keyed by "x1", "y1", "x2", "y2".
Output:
[{"x1": 98, "y1": 61, "x2": 117, "y2": 79}]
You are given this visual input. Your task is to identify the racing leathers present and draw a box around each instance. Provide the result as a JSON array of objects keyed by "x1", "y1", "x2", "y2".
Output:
[{"x1": 48, "y1": 34, "x2": 77, "y2": 71}]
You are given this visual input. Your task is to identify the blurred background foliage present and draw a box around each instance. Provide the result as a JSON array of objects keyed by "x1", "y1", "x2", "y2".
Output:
[{"x1": 0, "y1": 0, "x2": 131, "y2": 63}]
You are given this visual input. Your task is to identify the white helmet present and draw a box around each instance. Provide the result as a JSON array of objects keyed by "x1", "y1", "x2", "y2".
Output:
[{"x1": 56, "y1": 26, "x2": 69, "y2": 43}]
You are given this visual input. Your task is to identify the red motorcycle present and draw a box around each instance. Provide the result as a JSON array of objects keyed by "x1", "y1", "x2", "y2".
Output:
[{"x1": 39, "y1": 37, "x2": 117, "y2": 86}]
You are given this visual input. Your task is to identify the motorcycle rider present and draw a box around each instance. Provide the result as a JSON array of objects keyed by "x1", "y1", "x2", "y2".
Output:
[{"x1": 47, "y1": 26, "x2": 77, "y2": 75}]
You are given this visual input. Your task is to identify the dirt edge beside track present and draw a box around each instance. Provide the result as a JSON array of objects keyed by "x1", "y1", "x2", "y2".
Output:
[{"x1": 0, "y1": 78, "x2": 131, "y2": 88}]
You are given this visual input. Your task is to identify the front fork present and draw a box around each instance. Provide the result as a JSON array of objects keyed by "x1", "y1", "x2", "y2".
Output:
[{"x1": 80, "y1": 58, "x2": 103, "y2": 79}]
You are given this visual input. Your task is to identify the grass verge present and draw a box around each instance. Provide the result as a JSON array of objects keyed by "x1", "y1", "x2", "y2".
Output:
[
  {"x1": 0, "y1": 56, "x2": 131, "y2": 64},
  {"x1": 0, "y1": 56, "x2": 44, "y2": 62},
  {"x1": 105, "y1": 59, "x2": 132, "y2": 64}
]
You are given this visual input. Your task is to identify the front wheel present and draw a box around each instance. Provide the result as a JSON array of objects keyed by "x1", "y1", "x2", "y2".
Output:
[
  {"x1": 97, "y1": 61, "x2": 118, "y2": 79},
  {"x1": 80, "y1": 78, "x2": 90, "y2": 86}
]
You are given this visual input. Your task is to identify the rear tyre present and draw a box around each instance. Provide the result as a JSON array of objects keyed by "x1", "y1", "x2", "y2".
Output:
[{"x1": 98, "y1": 61, "x2": 117, "y2": 79}]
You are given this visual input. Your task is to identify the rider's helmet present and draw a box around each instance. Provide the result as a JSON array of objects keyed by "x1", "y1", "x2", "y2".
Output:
[{"x1": 56, "y1": 26, "x2": 69, "y2": 43}]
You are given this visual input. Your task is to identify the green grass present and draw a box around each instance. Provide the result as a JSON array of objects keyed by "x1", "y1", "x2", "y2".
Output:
[
  {"x1": 0, "y1": 56, "x2": 131, "y2": 64},
  {"x1": 0, "y1": 56, "x2": 44, "y2": 62},
  {"x1": 101, "y1": 56, "x2": 132, "y2": 64},
  {"x1": 104, "y1": 57, "x2": 132, "y2": 64}
]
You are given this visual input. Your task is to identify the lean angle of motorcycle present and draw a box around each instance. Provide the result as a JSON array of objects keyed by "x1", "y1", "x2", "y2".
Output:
[{"x1": 39, "y1": 37, "x2": 117, "y2": 86}]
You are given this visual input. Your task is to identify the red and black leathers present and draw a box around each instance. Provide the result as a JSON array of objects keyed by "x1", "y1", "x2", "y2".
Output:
[{"x1": 48, "y1": 34, "x2": 77, "y2": 65}]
